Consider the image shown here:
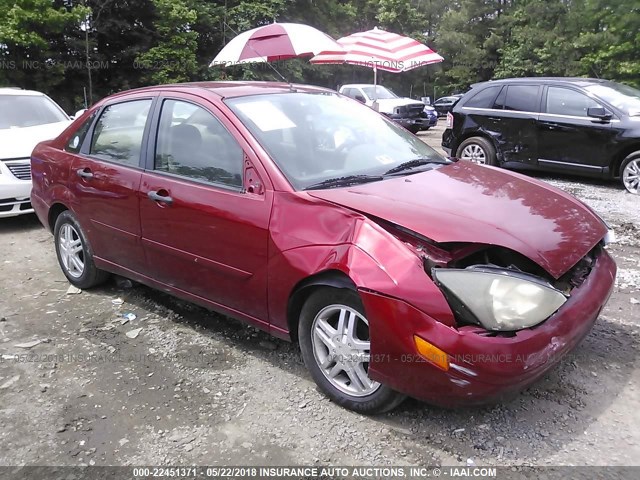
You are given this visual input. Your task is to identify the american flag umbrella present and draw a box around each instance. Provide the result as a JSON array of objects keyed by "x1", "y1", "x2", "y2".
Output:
[
  {"x1": 211, "y1": 23, "x2": 344, "y2": 67},
  {"x1": 310, "y1": 27, "x2": 444, "y2": 100}
]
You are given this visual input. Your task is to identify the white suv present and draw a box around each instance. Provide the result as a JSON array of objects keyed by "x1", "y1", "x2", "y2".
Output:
[{"x1": 0, "y1": 88, "x2": 71, "y2": 217}]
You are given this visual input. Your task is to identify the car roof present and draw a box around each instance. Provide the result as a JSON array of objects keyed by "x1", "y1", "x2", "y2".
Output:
[
  {"x1": 0, "y1": 87, "x2": 46, "y2": 97},
  {"x1": 470, "y1": 77, "x2": 609, "y2": 89},
  {"x1": 106, "y1": 81, "x2": 335, "y2": 101},
  {"x1": 341, "y1": 84, "x2": 381, "y2": 88}
]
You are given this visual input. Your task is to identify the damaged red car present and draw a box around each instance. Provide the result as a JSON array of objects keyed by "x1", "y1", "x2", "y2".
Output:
[{"x1": 31, "y1": 82, "x2": 617, "y2": 413}]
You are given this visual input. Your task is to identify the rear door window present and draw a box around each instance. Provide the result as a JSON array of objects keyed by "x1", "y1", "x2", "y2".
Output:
[
  {"x1": 464, "y1": 86, "x2": 501, "y2": 108},
  {"x1": 545, "y1": 87, "x2": 601, "y2": 117},
  {"x1": 342, "y1": 88, "x2": 356, "y2": 99},
  {"x1": 496, "y1": 85, "x2": 540, "y2": 112},
  {"x1": 89, "y1": 99, "x2": 152, "y2": 166}
]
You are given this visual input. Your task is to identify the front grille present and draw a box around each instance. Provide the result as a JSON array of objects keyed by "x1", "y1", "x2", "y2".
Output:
[
  {"x1": 0, "y1": 197, "x2": 31, "y2": 212},
  {"x1": 7, "y1": 163, "x2": 31, "y2": 180},
  {"x1": 406, "y1": 103, "x2": 425, "y2": 117}
]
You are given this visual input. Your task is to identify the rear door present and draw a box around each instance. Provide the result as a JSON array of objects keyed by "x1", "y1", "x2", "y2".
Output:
[
  {"x1": 490, "y1": 84, "x2": 541, "y2": 166},
  {"x1": 69, "y1": 95, "x2": 156, "y2": 273},
  {"x1": 537, "y1": 85, "x2": 617, "y2": 173},
  {"x1": 139, "y1": 94, "x2": 273, "y2": 323}
]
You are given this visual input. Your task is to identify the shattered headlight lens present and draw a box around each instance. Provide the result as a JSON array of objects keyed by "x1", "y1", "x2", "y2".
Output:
[{"x1": 433, "y1": 268, "x2": 567, "y2": 331}]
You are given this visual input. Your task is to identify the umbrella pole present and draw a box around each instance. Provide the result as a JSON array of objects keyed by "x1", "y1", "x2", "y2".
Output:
[{"x1": 372, "y1": 63, "x2": 379, "y2": 112}]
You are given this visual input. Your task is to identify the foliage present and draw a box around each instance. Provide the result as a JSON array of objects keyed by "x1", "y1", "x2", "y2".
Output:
[{"x1": 0, "y1": 0, "x2": 638, "y2": 110}]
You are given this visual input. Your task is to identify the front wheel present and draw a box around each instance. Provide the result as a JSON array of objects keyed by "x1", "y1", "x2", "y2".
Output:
[
  {"x1": 620, "y1": 152, "x2": 640, "y2": 194},
  {"x1": 456, "y1": 136, "x2": 497, "y2": 166},
  {"x1": 298, "y1": 287, "x2": 406, "y2": 414},
  {"x1": 54, "y1": 210, "x2": 110, "y2": 289}
]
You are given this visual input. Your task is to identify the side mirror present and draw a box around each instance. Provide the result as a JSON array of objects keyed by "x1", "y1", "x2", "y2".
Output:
[
  {"x1": 72, "y1": 108, "x2": 87, "y2": 120},
  {"x1": 354, "y1": 95, "x2": 366, "y2": 104},
  {"x1": 587, "y1": 106, "x2": 612, "y2": 121}
]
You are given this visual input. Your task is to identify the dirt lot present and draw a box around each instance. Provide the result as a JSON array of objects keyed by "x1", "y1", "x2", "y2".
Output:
[{"x1": 0, "y1": 124, "x2": 639, "y2": 468}]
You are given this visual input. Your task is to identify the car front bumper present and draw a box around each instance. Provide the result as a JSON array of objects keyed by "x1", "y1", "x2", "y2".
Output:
[
  {"x1": 363, "y1": 248, "x2": 616, "y2": 407},
  {"x1": 390, "y1": 115, "x2": 432, "y2": 130},
  {"x1": 0, "y1": 160, "x2": 33, "y2": 218}
]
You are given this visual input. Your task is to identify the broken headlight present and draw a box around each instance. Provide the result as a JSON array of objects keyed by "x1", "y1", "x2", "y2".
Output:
[{"x1": 433, "y1": 267, "x2": 567, "y2": 331}]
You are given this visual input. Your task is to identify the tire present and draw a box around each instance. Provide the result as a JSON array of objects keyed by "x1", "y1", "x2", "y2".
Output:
[
  {"x1": 298, "y1": 287, "x2": 406, "y2": 414},
  {"x1": 407, "y1": 125, "x2": 420, "y2": 135},
  {"x1": 620, "y1": 152, "x2": 640, "y2": 194},
  {"x1": 456, "y1": 136, "x2": 497, "y2": 166},
  {"x1": 53, "y1": 210, "x2": 110, "y2": 289}
]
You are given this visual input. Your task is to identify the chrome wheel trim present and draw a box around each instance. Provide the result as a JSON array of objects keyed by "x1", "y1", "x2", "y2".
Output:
[
  {"x1": 58, "y1": 223, "x2": 85, "y2": 278},
  {"x1": 460, "y1": 144, "x2": 487, "y2": 164},
  {"x1": 623, "y1": 159, "x2": 640, "y2": 194},
  {"x1": 311, "y1": 304, "x2": 380, "y2": 397}
]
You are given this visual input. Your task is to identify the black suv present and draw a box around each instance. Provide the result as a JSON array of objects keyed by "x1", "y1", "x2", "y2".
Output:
[{"x1": 442, "y1": 77, "x2": 640, "y2": 194}]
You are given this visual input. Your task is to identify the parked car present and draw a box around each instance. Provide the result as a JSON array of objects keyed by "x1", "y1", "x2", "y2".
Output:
[
  {"x1": 32, "y1": 82, "x2": 616, "y2": 413},
  {"x1": 339, "y1": 84, "x2": 432, "y2": 133},
  {"x1": 433, "y1": 95, "x2": 463, "y2": 116},
  {"x1": 0, "y1": 88, "x2": 71, "y2": 217},
  {"x1": 442, "y1": 77, "x2": 640, "y2": 194},
  {"x1": 422, "y1": 104, "x2": 438, "y2": 130}
]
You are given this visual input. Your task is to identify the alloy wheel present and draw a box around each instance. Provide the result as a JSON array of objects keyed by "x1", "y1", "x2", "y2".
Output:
[
  {"x1": 58, "y1": 223, "x2": 85, "y2": 278},
  {"x1": 623, "y1": 158, "x2": 640, "y2": 194},
  {"x1": 460, "y1": 144, "x2": 487, "y2": 164},
  {"x1": 311, "y1": 304, "x2": 380, "y2": 397}
]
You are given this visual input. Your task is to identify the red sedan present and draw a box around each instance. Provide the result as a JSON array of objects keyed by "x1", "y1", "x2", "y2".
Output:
[{"x1": 31, "y1": 82, "x2": 616, "y2": 413}]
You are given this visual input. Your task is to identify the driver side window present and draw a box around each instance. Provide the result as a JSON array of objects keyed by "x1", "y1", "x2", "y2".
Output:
[
  {"x1": 154, "y1": 100, "x2": 243, "y2": 188},
  {"x1": 546, "y1": 87, "x2": 601, "y2": 117}
]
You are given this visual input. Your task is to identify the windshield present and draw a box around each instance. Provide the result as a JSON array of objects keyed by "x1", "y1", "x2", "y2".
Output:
[
  {"x1": 226, "y1": 92, "x2": 448, "y2": 190},
  {"x1": 585, "y1": 81, "x2": 640, "y2": 116},
  {"x1": 361, "y1": 86, "x2": 397, "y2": 100},
  {"x1": 0, "y1": 95, "x2": 68, "y2": 129}
]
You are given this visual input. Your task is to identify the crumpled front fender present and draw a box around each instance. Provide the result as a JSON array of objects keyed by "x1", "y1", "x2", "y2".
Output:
[{"x1": 267, "y1": 192, "x2": 455, "y2": 338}]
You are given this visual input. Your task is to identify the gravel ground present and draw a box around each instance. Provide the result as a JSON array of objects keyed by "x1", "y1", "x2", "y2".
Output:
[{"x1": 0, "y1": 124, "x2": 638, "y2": 468}]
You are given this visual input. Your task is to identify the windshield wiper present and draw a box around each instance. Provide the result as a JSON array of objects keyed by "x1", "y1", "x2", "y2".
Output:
[
  {"x1": 383, "y1": 158, "x2": 449, "y2": 176},
  {"x1": 304, "y1": 174, "x2": 384, "y2": 190}
]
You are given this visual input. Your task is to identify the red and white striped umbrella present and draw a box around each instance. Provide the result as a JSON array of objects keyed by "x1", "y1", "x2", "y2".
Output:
[
  {"x1": 310, "y1": 27, "x2": 444, "y2": 73},
  {"x1": 211, "y1": 23, "x2": 344, "y2": 67}
]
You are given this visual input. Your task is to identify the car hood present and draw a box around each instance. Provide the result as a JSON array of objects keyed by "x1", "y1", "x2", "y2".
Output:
[
  {"x1": 0, "y1": 121, "x2": 71, "y2": 159},
  {"x1": 308, "y1": 161, "x2": 607, "y2": 278}
]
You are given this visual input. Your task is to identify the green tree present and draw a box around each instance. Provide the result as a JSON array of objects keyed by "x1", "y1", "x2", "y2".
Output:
[
  {"x1": 572, "y1": 0, "x2": 640, "y2": 87},
  {"x1": 135, "y1": 0, "x2": 199, "y2": 84},
  {"x1": 0, "y1": 0, "x2": 89, "y2": 109}
]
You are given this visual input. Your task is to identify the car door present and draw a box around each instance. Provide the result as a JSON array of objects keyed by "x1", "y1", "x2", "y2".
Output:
[
  {"x1": 139, "y1": 95, "x2": 273, "y2": 324},
  {"x1": 69, "y1": 95, "x2": 156, "y2": 273},
  {"x1": 537, "y1": 85, "x2": 617, "y2": 173},
  {"x1": 490, "y1": 84, "x2": 541, "y2": 166}
]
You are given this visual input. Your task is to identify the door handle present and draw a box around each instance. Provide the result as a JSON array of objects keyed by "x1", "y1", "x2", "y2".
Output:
[
  {"x1": 147, "y1": 190, "x2": 173, "y2": 205},
  {"x1": 540, "y1": 122, "x2": 561, "y2": 131},
  {"x1": 76, "y1": 168, "x2": 94, "y2": 179}
]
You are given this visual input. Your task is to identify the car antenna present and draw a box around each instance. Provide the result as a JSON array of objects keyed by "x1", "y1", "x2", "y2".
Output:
[{"x1": 222, "y1": 22, "x2": 296, "y2": 92}]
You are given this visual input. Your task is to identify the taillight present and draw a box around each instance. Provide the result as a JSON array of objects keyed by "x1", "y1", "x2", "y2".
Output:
[{"x1": 446, "y1": 112, "x2": 454, "y2": 129}]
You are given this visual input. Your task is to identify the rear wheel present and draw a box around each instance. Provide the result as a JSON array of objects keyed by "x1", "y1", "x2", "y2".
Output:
[
  {"x1": 298, "y1": 287, "x2": 406, "y2": 414},
  {"x1": 54, "y1": 211, "x2": 110, "y2": 289},
  {"x1": 457, "y1": 136, "x2": 497, "y2": 166},
  {"x1": 620, "y1": 152, "x2": 640, "y2": 194}
]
